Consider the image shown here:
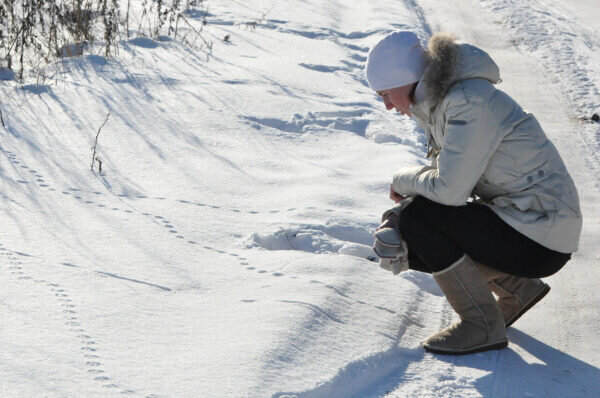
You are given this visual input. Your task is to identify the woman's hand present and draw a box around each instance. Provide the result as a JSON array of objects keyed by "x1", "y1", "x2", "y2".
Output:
[{"x1": 389, "y1": 185, "x2": 405, "y2": 203}]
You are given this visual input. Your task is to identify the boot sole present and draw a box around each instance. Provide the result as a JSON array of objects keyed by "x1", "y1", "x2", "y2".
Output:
[
  {"x1": 423, "y1": 339, "x2": 508, "y2": 355},
  {"x1": 505, "y1": 283, "x2": 551, "y2": 328}
]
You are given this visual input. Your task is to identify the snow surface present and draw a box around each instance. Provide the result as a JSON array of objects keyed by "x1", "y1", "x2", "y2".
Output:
[{"x1": 0, "y1": 0, "x2": 598, "y2": 397}]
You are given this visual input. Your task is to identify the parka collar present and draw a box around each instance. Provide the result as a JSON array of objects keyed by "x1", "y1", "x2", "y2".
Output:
[{"x1": 410, "y1": 98, "x2": 432, "y2": 125}]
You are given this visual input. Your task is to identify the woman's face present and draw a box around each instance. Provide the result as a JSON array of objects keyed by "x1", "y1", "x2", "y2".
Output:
[{"x1": 377, "y1": 84, "x2": 415, "y2": 116}]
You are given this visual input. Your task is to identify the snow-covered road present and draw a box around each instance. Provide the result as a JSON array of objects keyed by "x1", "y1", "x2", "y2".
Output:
[{"x1": 0, "y1": 0, "x2": 598, "y2": 397}]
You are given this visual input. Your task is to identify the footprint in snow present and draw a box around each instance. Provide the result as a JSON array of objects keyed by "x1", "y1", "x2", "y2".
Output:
[
  {"x1": 240, "y1": 111, "x2": 371, "y2": 137},
  {"x1": 247, "y1": 224, "x2": 376, "y2": 260}
]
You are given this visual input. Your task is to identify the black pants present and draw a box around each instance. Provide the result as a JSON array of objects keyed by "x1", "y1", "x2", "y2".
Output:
[{"x1": 398, "y1": 196, "x2": 571, "y2": 277}]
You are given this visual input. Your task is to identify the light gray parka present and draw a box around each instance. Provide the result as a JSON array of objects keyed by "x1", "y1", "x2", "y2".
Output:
[{"x1": 392, "y1": 33, "x2": 582, "y2": 254}]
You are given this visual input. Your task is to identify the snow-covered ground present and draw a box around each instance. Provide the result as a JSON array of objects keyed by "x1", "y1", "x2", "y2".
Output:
[{"x1": 0, "y1": 0, "x2": 598, "y2": 397}]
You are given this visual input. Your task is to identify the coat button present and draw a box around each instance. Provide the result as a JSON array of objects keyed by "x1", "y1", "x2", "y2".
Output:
[
  {"x1": 538, "y1": 170, "x2": 545, "y2": 176},
  {"x1": 527, "y1": 176, "x2": 534, "y2": 183}
]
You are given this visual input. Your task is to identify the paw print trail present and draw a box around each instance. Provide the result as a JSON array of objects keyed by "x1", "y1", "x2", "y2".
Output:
[{"x1": 0, "y1": 245, "x2": 146, "y2": 396}]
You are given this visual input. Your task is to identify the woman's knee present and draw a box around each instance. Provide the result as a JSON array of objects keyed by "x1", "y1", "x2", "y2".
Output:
[{"x1": 398, "y1": 196, "x2": 433, "y2": 233}]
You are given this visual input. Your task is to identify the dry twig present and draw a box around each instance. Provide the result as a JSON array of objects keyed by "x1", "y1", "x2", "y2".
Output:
[{"x1": 91, "y1": 112, "x2": 110, "y2": 172}]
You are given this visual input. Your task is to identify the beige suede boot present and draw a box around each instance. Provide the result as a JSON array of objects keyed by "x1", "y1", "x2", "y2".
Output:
[
  {"x1": 475, "y1": 262, "x2": 550, "y2": 327},
  {"x1": 423, "y1": 255, "x2": 508, "y2": 355}
]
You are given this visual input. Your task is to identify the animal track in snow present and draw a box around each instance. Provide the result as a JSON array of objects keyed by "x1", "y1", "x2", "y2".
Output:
[
  {"x1": 2, "y1": 146, "x2": 196, "y2": 247},
  {"x1": 0, "y1": 245, "x2": 142, "y2": 395},
  {"x1": 235, "y1": 255, "x2": 399, "y2": 319},
  {"x1": 3, "y1": 146, "x2": 372, "y2": 244},
  {"x1": 2, "y1": 146, "x2": 380, "y2": 280}
]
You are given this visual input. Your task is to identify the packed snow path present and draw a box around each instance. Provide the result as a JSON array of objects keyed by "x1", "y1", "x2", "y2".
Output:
[{"x1": 0, "y1": 0, "x2": 598, "y2": 397}]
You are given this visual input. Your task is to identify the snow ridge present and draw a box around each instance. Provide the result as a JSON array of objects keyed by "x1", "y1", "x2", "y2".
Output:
[{"x1": 274, "y1": 347, "x2": 423, "y2": 398}]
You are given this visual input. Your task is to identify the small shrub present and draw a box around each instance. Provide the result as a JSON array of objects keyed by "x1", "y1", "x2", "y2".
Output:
[{"x1": 0, "y1": 0, "x2": 210, "y2": 81}]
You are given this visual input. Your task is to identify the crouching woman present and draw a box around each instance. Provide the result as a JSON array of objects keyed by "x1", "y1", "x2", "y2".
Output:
[{"x1": 366, "y1": 31, "x2": 582, "y2": 355}]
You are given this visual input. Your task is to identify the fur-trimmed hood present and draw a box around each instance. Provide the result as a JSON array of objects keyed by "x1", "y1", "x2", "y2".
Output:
[{"x1": 421, "y1": 33, "x2": 501, "y2": 104}]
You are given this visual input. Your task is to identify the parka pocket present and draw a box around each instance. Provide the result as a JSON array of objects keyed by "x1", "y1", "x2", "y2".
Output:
[
  {"x1": 499, "y1": 162, "x2": 549, "y2": 193},
  {"x1": 488, "y1": 162, "x2": 551, "y2": 223},
  {"x1": 492, "y1": 194, "x2": 549, "y2": 224},
  {"x1": 506, "y1": 205, "x2": 547, "y2": 224}
]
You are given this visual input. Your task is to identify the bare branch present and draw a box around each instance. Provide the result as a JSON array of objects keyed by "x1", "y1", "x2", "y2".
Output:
[{"x1": 91, "y1": 112, "x2": 110, "y2": 172}]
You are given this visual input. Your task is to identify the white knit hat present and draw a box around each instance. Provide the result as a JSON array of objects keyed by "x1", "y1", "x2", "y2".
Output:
[{"x1": 365, "y1": 31, "x2": 426, "y2": 91}]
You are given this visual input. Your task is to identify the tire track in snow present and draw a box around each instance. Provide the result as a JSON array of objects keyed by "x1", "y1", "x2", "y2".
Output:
[{"x1": 480, "y1": 0, "x2": 600, "y2": 184}]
